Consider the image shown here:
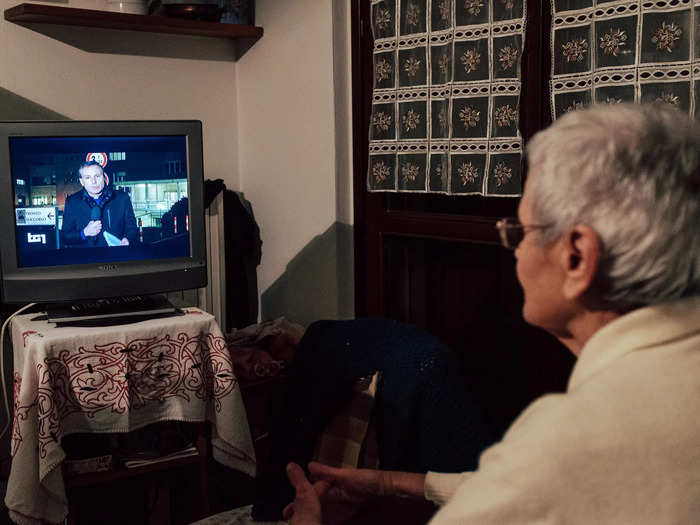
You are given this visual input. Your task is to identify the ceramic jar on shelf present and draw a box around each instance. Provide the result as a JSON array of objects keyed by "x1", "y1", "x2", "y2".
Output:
[{"x1": 218, "y1": 0, "x2": 253, "y2": 24}]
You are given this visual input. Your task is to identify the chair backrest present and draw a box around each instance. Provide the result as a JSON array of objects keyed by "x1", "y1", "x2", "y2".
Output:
[{"x1": 312, "y1": 372, "x2": 380, "y2": 469}]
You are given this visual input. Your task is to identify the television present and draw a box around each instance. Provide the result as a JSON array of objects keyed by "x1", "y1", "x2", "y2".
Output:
[{"x1": 0, "y1": 120, "x2": 207, "y2": 306}]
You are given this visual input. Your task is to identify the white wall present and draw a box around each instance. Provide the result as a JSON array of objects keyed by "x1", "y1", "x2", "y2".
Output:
[
  {"x1": 236, "y1": 0, "x2": 353, "y2": 295},
  {"x1": 0, "y1": 0, "x2": 240, "y2": 188}
]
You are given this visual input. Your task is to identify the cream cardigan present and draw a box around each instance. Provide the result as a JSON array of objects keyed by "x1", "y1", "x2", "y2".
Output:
[{"x1": 425, "y1": 295, "x2": 700, "y2": 524}]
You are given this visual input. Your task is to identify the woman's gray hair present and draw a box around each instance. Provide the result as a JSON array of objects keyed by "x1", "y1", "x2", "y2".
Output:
[{"x1": 525, "y1": 103, "x2": 700, "y2": 310}]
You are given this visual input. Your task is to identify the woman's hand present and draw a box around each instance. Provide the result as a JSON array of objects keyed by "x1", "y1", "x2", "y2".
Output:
[
  {"x1": 309, "y1": 461, "x2": 387, "y2": 503},
  {"x1": 309, "y1": 461, "x2": 426, "y2": 502},
  {"x1": 284, "y1": 462, "x2": 323, "y2": 525},
  {"x1": 284, "y1": 462, "x2": 389, "y2": 524},
  {"x1": 284, "y1": 462, "x2": 427, "y2": 524}
]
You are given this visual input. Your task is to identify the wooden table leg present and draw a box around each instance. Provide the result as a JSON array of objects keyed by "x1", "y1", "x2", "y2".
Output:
[
  {"x1": 148, "y1": 474, "x2": 171, "y2": 525},
  {"x1": 196, "y1": 422, "x2": 211, "y2": 519}
]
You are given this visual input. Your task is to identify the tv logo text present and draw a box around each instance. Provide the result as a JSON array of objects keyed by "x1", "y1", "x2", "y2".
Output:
[{"x1": 27, "y1": 233, "x2": 47, "y2": 244}]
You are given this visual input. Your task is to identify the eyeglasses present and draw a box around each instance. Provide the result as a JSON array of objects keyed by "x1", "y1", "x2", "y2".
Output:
[{"x1": 495, "y1": 217, "x2": 552, "y2": 250}]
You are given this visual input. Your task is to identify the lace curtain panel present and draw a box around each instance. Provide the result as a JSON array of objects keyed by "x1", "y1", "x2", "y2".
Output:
[
  {"x1": 551, "y1": 0, "x2": 698, "y2": 119},
  {"x1": 367, "y1": 0, "x2": 526, "y2": 196}
]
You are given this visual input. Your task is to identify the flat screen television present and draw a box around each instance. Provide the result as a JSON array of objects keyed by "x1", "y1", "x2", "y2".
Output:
[{"x1": 0, "y1": 120, "x2": 207, "y2": 305}]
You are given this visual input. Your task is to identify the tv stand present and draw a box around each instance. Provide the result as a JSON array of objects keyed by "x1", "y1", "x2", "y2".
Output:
[
  {"x1": 46, "y1": 294, "x2": 179, "y2": 325},
  {"x1": 7, "y1": 307, "x2": 256, "y2": 523}
]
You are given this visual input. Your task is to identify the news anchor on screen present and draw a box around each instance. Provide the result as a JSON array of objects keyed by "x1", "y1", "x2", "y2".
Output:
[{"x1": 61, "y1": 160, "x2": 138, "y2": 248}]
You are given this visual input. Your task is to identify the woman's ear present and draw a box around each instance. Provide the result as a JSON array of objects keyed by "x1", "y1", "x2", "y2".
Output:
[{"x1": 561, "y1": 225, "x2": 601, "y2": 301}]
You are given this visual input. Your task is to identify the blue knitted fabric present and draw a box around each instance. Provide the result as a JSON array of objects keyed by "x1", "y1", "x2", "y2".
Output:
[{"x1": 252, "y1": 318, "x2": 496, "y2": 521}]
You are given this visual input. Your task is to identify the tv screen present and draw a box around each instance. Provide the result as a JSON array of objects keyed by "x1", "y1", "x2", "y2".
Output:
[{"x1": 0, "y1": 121, "x2": 207, "y2": 304}]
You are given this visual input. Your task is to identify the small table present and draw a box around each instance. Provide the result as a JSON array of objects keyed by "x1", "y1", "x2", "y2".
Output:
[{"x1": 5, "y1": 308, "x2": 256, "y2": 525}]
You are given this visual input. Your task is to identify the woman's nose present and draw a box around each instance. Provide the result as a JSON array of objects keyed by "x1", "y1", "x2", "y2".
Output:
[{"x1": 514, "y1": 242, "x2": 522, "y2": 259}]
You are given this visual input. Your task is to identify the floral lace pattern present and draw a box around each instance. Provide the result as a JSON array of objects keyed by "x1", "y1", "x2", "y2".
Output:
[
  {"x1": 438, "y1": 53, "x2": 450, "y2": 75},
  {"x1": 438, "y1": 0, "x2": 450, "y2": 21},
  {"x1": 375, "y1": 8, "x2": 392, "y2": 31},
  {"x1": 373, "y1": 161, "x2": 391, "y2": 184},
  {"x1": 458, "y1": 161, "x2": 479, "y2": 184},
  {"x1": 368, "y1": 0, "x2": 525, "y2": 196},
  {"x1": 494, "y1": 105, "x2": 518, "y2": 127},
  {"x1": 464, "y1": 0, "x2": 483, "y2": 16},
  {"x1": 372, "y1": 112, "x2": 392, "y2": 133},
  {"x1": 375, "y1": 59, "x2": 392, "y2": 83},
  {"x1": 404, "y1": 57, "x2": 422, "y2": 77},
  {"x1": 651, "y1": 22, "x2": 681, "y2": 53},
  {"x1": 551, "y1": 1, "x2": 694, "y2": 122},
  {"x1": 459, "y1": 106, "x2": 480, "y2": 128},
  {"x1": 565, "y1": 101, "x2": 585, "y2": 113},
  {"x1": 656, "y1": 92, "x2": 680, "y2": 107},
  {"x1": 460, "y1": 49, "x2": 481, "y2": 74},
  {"x1": 402, "y1": 162, "x2": 420, "y2": 183},
  {"x1": 599, "y1": 28, "x2": 627, "y2": 57},
  {"x1": 493, "y1": 162, "x2": 513, "y2": 186},
  {"x1": 562, "y1": 38, "x2": 588, "y2": 63},
  {"x1": 402, "y1": 108, "x2": 421, "y2": 132},
  {"x1": 437, "y1": 107, "x2": 448, "y2": 132},
  {"x1": 406, "y1": 2, "x2": 421, "y2": 27},
  {"x1": 498, "y1": 46, "x2": 518, "y2": 70}
]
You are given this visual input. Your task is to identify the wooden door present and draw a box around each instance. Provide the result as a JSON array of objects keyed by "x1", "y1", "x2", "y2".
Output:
[{"x1": 351, "y1": 0, "x2": 574, "y2": 436}]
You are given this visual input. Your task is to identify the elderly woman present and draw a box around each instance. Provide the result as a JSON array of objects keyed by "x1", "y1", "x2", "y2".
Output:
[{"x1": 284, "y1": 102, "x2": 700, "y2": 524}]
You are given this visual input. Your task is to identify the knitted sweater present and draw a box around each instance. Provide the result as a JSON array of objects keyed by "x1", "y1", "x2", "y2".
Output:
[{"x1": 425, "y1": 295, "x2": 700, "y2": 524}]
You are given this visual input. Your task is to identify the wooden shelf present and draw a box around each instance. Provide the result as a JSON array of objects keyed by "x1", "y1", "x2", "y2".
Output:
[{"x1": 4, "y1": 2, "x2": 263, "y2": 60}]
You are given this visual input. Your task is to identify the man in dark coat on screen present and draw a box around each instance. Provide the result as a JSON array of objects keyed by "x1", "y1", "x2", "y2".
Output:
[{"x1": 60, "y1": 161, "x2": 138, "y2": 248}]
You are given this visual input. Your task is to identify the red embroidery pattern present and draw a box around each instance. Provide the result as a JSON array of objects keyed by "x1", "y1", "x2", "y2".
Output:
[
  {"x1": 15, "y1": 331, "x2": 235, "y2": 460},
  {"x1": 22, "y1": 331, "x2": 37, "y2": 348},
  {"x1": 10, "y1": 372, "x2": 33, "y2": 456}
]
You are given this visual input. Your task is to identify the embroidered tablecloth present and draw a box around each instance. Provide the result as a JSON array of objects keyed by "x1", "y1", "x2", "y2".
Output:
[{"x1": 5, "y1": 308, "x2": 256, "y2": 525}]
